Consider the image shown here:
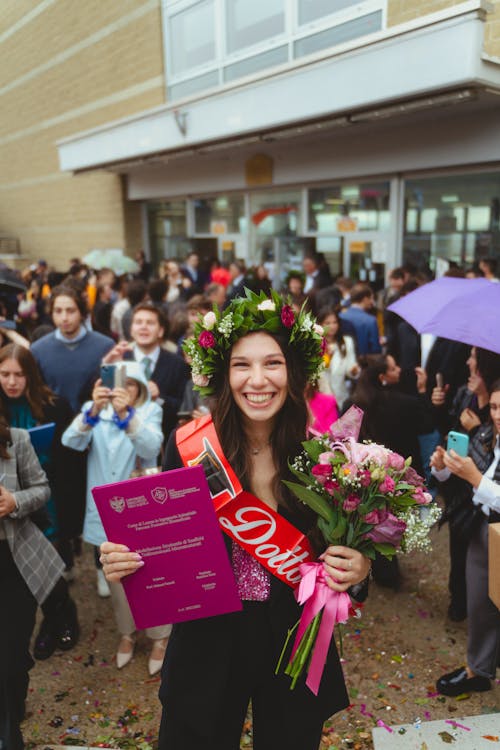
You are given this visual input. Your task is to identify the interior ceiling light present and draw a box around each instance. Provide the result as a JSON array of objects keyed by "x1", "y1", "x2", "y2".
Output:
[
  {"x1": 441, "y1": 194, "x2": 460, "y2": 203},
  {"x1": 349, "y1": 88, "x2": 476, "y2": 123}
]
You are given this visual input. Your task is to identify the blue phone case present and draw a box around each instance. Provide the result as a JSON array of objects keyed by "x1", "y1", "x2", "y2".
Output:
[{"x1": 447, "y1": 431, "x2": 469, "y2": 457}]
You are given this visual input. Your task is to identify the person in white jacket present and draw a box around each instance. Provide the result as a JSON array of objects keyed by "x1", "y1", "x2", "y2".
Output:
[{"x1": 62, "y1": 360, "x2": 171, "y2": 675}]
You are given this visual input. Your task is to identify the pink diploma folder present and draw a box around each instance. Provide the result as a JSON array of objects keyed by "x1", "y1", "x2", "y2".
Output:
[{"x1": 92, "y1": 466, "x2": 242, "y2": 629}]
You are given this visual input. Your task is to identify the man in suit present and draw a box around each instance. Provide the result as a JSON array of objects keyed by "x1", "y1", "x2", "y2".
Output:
[
  {"x1": 103, "y1": 302, "x2": 190, "y2": 445},
  {"x1": 340, "y1": 283, "x2": 381, "y2": 355},
  {"x1": 225, "y1": 260, "x2": 248, "y2": 305}
]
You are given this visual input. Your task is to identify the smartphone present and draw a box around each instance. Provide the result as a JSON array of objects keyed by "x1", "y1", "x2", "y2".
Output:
[
  {"x1": 447, "y1": 430, "x2": 469, "y2": 457},
  {"x1": 176, "y1": 411, "x2": 193, "y2": 420},
  {"x1": 114, "y1": 364, "x2": 126, "y2": 388},
  {"x1": 100, "y1": 364, "x2": 116, "y2": 389}
]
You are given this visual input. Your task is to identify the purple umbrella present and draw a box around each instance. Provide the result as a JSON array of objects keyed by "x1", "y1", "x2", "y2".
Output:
[{"x1": 387, "y1": 277, "x2": 500, "y2": 354}]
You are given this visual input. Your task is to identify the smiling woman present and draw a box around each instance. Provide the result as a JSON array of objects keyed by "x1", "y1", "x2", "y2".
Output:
[{"x1": 100, "y1": 290, "x2": 372, "y2": 750}]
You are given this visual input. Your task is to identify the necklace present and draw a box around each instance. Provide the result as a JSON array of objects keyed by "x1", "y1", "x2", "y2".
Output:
[{"x1": 249, "y1": 440, "x2": 271, "y2": 455}]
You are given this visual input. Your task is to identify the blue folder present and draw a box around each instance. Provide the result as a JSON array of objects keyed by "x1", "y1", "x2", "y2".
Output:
[{"x1": 28, "y1": 422, "x2": 56, "y2": 458}]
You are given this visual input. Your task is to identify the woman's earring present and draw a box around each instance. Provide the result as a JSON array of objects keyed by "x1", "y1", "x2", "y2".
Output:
[{"x1": 381, "y1": 380, "x2": 387, "y2": 386}]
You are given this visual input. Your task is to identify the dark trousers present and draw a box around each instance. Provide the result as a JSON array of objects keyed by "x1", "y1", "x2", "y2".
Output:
[
  {"x1": 158, "y1": 602, "x2": 324, "y2": 750},
  {"x1": 448, "y1": 525, "x2": 468, "y2": 614},
  {"x1": 0, "y1": 541, "x2": 37, "y2": 750}
]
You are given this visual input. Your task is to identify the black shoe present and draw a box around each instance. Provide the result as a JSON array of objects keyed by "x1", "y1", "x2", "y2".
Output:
[
  {"x1": 447, "y1": 603, "x2": 467, "y2": 622},
  {"x1": 34, "y1": 620, "x2": 57, "y2": 660},
  {"x1": 436, "y1": 666, "x2": 491, "y2": 696},
  {"x1": 57, "y1": 599, "x2": 80, "y2": 651}
]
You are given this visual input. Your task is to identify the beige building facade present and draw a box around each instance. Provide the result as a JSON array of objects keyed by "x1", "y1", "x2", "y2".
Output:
[{"x1": 2, "y1": 0, "x2": 500, "y2": 285}]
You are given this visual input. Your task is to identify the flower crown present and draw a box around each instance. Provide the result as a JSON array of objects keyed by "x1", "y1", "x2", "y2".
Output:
[{"x1": 183, "y1": 288, "x2": 326, "y2": 397}]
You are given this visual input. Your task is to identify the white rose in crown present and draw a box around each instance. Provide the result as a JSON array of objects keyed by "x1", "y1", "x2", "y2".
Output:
[
  {"x1": 203, "y1": 311, "x2": 217, "y2": 330},
  {"x1": 257, "y1": 300, "x2": 276, "y2": 312}
]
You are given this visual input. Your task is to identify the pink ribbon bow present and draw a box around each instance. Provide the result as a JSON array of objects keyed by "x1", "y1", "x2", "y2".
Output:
[{"x1": 291, "y1": 562, "x2": 351, "y2": 695}]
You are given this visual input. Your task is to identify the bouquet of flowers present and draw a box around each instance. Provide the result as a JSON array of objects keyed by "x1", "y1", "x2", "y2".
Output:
[{"x1": 277, "y1": 406, "x2": 440, "y2": 694}]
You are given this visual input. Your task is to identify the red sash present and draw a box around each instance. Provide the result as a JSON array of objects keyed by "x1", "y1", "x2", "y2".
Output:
[{"x1": 176, "y1": 416, "x2": 314, "y2": 588}]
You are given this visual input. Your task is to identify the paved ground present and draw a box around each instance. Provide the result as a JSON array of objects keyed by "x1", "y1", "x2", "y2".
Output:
[{"x1": 23, "y1": 522, "x2": 500, "y2": 749}]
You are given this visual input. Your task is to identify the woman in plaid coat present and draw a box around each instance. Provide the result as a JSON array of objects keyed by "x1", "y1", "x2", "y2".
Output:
[{"x1": 0, "y1": 420, "x2": 62, "y2": 750}]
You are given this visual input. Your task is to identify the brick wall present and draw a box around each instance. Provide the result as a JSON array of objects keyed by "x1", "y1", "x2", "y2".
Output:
[{"x1": 0, "y1": 0, "x2": 164, "y2": 269}]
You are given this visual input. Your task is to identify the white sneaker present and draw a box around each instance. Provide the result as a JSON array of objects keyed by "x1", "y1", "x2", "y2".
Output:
[{"x1": 97, "y1": 568, "x2": 111, "y2": 598}]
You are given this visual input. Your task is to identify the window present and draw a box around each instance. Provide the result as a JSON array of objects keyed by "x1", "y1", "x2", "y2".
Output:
[
  {"x1": 163, "y1": 0, "x2": 385, "y2": 101},
  {"x1": 308, "y1": 182, "x2": 390, "y2": 233},
  {"x1": 403, "y1": 172, "x2": 500, "y2": 271},
  {"x1": 193, "y1": 195, "x2": 245, "y2": 234}
]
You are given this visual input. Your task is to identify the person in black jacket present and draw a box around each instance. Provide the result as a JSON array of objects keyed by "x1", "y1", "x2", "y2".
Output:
[{"x1": 100, "y1": 295, "x2": 371, "y2": 750}]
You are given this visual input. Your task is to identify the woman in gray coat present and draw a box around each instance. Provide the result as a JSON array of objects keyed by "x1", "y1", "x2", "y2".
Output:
[{"x1": 0, "y1": 421, "x2": 63, "y2": 750}]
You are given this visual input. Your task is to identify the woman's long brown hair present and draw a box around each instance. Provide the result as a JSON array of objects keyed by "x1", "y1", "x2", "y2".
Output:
[
  {"x1": 211, "y1": 332, "x2": 314, "y2": 528},
  {"x1": 0, "y1": 344, "x2": 55, "y2": 421}
]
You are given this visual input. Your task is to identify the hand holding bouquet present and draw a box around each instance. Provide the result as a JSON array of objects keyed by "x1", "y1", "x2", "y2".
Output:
[{"x1": 277, "y1": 406, "x2": 440, "y2": 694}]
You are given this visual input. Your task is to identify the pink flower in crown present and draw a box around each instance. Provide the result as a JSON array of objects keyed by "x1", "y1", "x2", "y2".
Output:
[
  {"x1": 363, "y1": 509, "x2": 380, "y2": 525},
  {"x1": 320, "y1": 337, "x2": 328, "y2": 355},
  {"x1": 311, "y1": 463, "x2": 332, "y2": 485},
  {"x1": 324, "y1": 479, "x2": 340, "y2": 496},
  {"x1": 359, "y1": 470, "x2": 372, "y2": 487},
  {"x1": 379, "y1": 475, "x2": 396, "y2": 494},
  {"x1": 198, "y1": 330, "x2": 216, "y2": 349},
  {"x1": 386, "y1": 451, "x2": 406, "y2": 471},
  {"x1": 343, "y1": 494, "x2": 361, "y2": 512},
  {"x1": 281, "y1": 305, "x2": 295, "y2": 328},
  {"x1": 342, "y1": 463, "x2": 358, "y2": 479}
]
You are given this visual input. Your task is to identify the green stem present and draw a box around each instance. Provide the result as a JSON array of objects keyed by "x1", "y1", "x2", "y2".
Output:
[
  {"x1": 275, "y1": 619, "x2": 300, "y2": 676},
  {"x1": 290, "y1": 611, "x2": 323, "y2": 689},
  {"x1": 337, "y1": 622, "x2": 344, "y2": 658}
]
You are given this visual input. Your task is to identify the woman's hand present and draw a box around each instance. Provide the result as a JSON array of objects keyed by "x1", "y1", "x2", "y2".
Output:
[
  {"x1": 91, "y1": 379, "x2": 111, "y2": 414},
  {"x1": 0, "y1": 486, "x2": 16, "y2": 518},
  {"x1": 99, "y1": 541, "x2": 144, "y2": 582},
  {"x1": 319, "y1": 545, "x2": 371, "y2": 592},
  {"x1": 431, "y1": 385, "x2": 448, "y2": 406},
  {"x1": 111, "y1": 387, "x2": 132, "y2": 419},
  {"x1": 430, "y1": 445, "x2": 446, "y2": 471},
  {"x1": 415, "y1": 367, "x2": 427, "y2": 394},
  {"x1": 460, "y1": 407, "x2": 481, "y2": 432},
  {"x1": 443, "y1": 450, "x2": 483, "y2": 488}
]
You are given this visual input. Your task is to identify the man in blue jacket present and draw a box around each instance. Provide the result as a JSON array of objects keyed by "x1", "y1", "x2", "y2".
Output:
[{"x1": 340, "y1": 283, "x2": 381, "y2": 355}]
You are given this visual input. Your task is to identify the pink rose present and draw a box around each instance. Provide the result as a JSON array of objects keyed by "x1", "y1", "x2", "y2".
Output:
[
  {"x1": 387, "y1": 452, "x2": 405, "y2": 471},
  {"x1": 324, "y1": 479, "x2": 340, "y2": 495},
  {"x1": 281, "y1": 305, "x2": 295, "y2": 328},
  {"x1": 198, "y1": 330, "x2": 216, "y2": 349},
  {"x1": 412, "y1": 487, "x2": 432, "y2": 505},
  {"x1": 366, "y1": 512, "x2": 406, "y2": 547},
  {"x1": 359, "y1": 470, "x2": 372, "y2": 487},
  {"x1": 379, "y1": 476, "x2": 395, "y2": 494},
  {"x1": 311, "y1": 463, "x2": 332, "y2": 484},
  {"x1": 343, "y1": 494, "x2": 361, "y2": 512},
  {"x1": 363, "y1": 509, "x2": 380, "y2": 525}
]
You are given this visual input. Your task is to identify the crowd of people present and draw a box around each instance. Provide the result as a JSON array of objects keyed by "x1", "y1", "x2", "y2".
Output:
[{"x1": 0, "y1": 249, "x2": 499, "y2": 748}]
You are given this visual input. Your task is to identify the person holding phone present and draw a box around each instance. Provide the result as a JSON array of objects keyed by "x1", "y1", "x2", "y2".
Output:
[
  {"x1": 431, "y1": 346, "x2": 500, "y2": 621},
  {"x1": 61, "y1": 361, "x2": 171, "y2": 674},
  {"x1": 431, "y1": 379, "x2": 500, "y2": 696}
]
